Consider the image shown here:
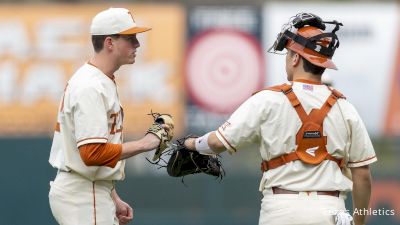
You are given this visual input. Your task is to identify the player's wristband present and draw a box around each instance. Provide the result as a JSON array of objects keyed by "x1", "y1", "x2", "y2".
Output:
[{"x1": 195, "y1": 132, "x2": 215, "y2": 155}]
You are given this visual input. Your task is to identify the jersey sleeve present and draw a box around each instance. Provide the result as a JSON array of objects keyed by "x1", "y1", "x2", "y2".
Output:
[
  {"x1": 79, "y1": 143, "x2": 122, "y2": 168},
  {"x1": 345, "y1": 103, "x2": 377, "y2": 167},
  {"x1": 73, "y1": 85, "x2": 109, "y2": 147},
  {"x1": 215, "y1": 94, "x2": 263, "y2": 154}
]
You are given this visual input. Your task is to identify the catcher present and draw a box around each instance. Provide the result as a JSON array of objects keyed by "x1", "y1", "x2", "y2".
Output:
[{"x1": 181, "y1": 13, "x2": 376, "y2": 225}]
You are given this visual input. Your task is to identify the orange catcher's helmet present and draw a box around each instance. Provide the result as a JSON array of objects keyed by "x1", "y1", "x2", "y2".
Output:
[
  {"x1": 269, "y1": 13, "x2": 343, "y2": 70},
  {"x1": 286, "y1": 26, "x2": 337, "y2": 69}
]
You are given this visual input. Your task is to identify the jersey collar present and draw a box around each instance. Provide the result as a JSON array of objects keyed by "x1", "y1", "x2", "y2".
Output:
[
  {"x1": 87, "y1": 61, "x2": 116, "y2": 81},
  {"x1": 293, "y1": 79, "x2": 322, "y2": 85}
]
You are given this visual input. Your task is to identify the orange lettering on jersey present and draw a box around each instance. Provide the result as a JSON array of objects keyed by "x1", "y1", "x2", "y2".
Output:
[{"x1": 110, "y1": 112, "x2": 123, "y2": 134}]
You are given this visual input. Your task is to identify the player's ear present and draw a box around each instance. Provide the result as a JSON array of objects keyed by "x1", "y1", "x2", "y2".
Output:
[
  {"x1": 104, "y1": 36, "x2": 114, "y2": 50},
  {"x1": 292, "y1": 53, "x2": 300, "y2": 67}
]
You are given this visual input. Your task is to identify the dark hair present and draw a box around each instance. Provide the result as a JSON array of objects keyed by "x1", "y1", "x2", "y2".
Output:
[
  {"x1": 301, "y1": 57, "x2": 326, "y2": 75},
  {"x1": 91, "y1": 34, "x2": 120, "y2": 53},
  {"x1": 288, "y1": 50, "x2": 325, "y2": 75}
]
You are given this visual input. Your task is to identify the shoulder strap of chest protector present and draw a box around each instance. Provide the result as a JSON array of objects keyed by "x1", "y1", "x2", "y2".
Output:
[{"x1": 260, "y1": 83, "x2": 346, "y2": 171}]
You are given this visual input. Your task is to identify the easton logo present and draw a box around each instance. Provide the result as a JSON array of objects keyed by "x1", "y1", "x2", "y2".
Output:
[
  {"x1": 306, "y1": 146, "x2": 319, "y2": 157},
  {"x1": 303, "y1": 131, "x2": 321, "y2": 138}
]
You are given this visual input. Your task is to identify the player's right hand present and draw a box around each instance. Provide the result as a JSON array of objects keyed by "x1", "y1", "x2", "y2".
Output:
[{"x1": 146, "y1": 112, "x2": 174, "y2": 161}]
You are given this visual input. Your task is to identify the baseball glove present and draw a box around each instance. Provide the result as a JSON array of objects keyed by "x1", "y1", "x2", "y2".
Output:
[
  {"x1": 146, "y1": 111, "x2": 174, "y2": 161},
  {"x1": 166, "y1": 136, "x2": 224, "y2": 179}
]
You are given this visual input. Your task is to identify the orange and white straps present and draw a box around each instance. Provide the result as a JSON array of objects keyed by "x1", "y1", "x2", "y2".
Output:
[
  {"x1": 216, "y1": 80, "x2": 376, "y2": 191},
  {"x1": 261, "y1": 83, "x2": 345, "y2": 170}
]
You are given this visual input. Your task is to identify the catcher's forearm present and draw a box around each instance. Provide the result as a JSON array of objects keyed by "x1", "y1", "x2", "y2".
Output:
[
  {"x1": 208, "y1": 132, "x2": 226, "y2": 153},
  {"x1": 184, "y1": 138, "x2": 196, "y2": 150},
  {"x1": 351, "y1": 165, "x2": 372, "y2": 225},
  {"x1": 185, "y1": 131, "x2": 226, "y2": 154},
  {"x1": 120, "y1": 134, "x2": 160, "y2": 159}
]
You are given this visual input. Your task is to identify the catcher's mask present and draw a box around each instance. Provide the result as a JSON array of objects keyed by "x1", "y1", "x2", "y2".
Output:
[{"x1": 268, "y1": 13, "x2": 343, "y2": 70}]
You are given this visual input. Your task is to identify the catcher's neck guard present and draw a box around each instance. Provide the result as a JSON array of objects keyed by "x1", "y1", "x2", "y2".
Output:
[{"x1": 268, "y1": 13, "x2": 343, "y2": 69}]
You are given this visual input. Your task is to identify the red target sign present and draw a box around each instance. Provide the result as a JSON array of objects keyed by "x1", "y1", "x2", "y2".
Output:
[{"x1": 185, "y1": 29, "x2": 264, "y2": 114}]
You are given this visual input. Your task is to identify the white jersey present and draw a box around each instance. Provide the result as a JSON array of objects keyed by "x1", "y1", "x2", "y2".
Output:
[
  {"x1": 216, "y1": 81, "x2": 377, "y2": 192},
  {"x1": 49, "y1": 63, "x2": 125, "y2": 181}
]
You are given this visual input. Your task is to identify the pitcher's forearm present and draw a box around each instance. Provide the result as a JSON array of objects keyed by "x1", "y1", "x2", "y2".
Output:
[
  {"x1": 120, "y1": 134, "x2": 160, "y2": 159},
  {"x1": 111, "y1": 189, "x2": 120, "y2": 202}
]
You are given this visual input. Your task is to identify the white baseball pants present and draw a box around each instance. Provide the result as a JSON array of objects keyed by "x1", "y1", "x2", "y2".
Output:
[
  {"x1": 49, "y1": 171, "x2": 118, "y2": 225},
  {"x1": 259, "y1": 188, "x2": 348, "y2": 225}
]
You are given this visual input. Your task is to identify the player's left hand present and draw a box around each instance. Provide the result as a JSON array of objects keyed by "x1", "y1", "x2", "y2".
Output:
[
  {"x1": 166, "y1": 136, "x2": 224, "y2": 178},
  {"x1": 115, "y1": 198, "x2": 133, "y2": 225}
]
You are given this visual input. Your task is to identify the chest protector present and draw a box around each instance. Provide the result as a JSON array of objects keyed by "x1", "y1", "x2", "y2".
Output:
[{"x1": 261, "y1": 83, "x2": 345, "y2": 171}]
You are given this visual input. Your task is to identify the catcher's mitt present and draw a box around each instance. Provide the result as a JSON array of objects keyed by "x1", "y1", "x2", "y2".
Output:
[
  {"x1": 166, "y1": 136, "x2": 224, "y2": 179},
  {"x1": 146, "y1": 111, "x2": 174, "y2": 161}
]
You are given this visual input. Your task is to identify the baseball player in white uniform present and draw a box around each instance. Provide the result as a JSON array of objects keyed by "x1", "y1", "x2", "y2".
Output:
[
  {"x1": 183, "y1": 13, "x2": 376, "y2": 225},
  {"x1": 48, "y1": 8, "x2": 172, "y2": 225}
]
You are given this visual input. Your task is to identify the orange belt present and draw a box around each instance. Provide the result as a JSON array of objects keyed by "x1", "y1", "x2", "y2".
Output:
[
  {"x1": 272, "y1": 187, "x2": 340, "y2": 197},
  {"x1": 261, "y1": 151, "x2": 343, "y2": 171}
]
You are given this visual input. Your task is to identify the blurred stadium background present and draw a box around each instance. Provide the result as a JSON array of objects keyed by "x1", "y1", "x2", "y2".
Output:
[{"x1": 0, "y1": 0, "x2": 399, "y2": 225}]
